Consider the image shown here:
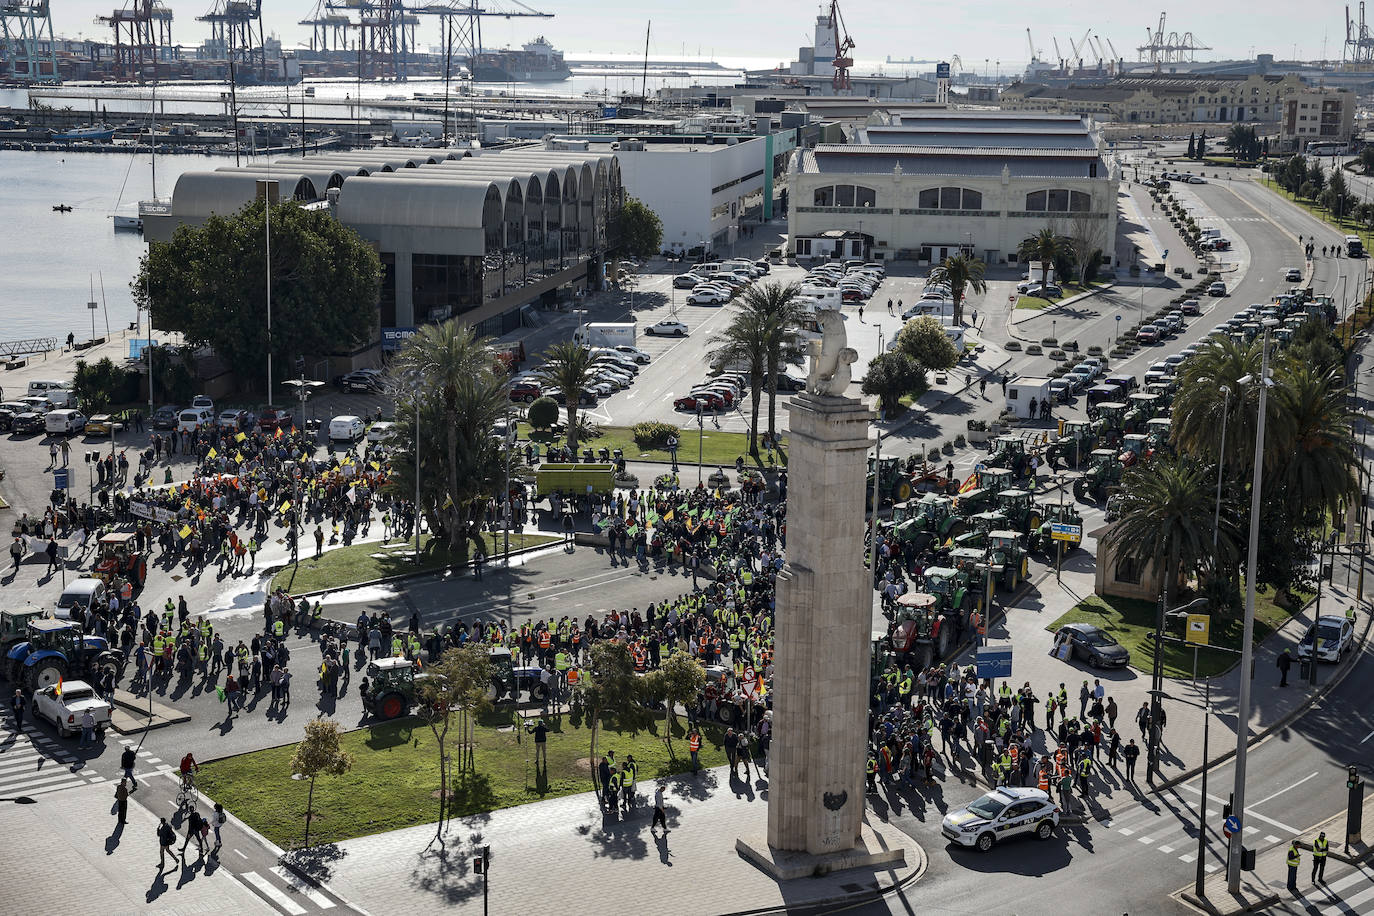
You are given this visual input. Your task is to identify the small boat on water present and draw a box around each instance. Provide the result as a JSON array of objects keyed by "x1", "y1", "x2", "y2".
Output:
[
  {"x1": 53, "y1": 204, "x2": 72, "y2": 212},
  {"x1": 51, "y1": 124, "x2": 115, "y2": 142},
  {"x1": 111, "y1": 214, "x2": 142, "y2": 231}
]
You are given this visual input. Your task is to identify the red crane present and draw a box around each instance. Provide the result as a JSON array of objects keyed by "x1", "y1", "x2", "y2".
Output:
[{"x1": 829, "y1": 0, "x2": 854, "y2": 91}]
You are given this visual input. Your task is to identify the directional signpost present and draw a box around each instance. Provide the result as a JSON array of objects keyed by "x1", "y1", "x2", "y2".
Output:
[
  {"x1": 52, "y1": 469, "x2": 68, "y2": 490},
  {"x1": 1223, "y1": 814, "x2": 1240, "y2": 840},
  {"x1": 976, "y1": 644, "x2": 1013, "y2": 680},
  {"x1": 1051, "y1": 522, "x2": 1082, "y2": 580}
]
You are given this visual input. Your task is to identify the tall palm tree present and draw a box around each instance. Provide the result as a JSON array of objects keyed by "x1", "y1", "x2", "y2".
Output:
[
  {"x1": 1017, "y1": 228, "x2": 1064, "y2": 288},
  {"x1": 927, "y1": 253, "x2": 987, "y2": 325},
  {"x1": 736, "y1": 281, "x2": 806, "y2": 445},
  {"x1": 390, "y1": 321, "x2": 508, "y2": 549},
  {"x1": 708, "y1": 309, "x2": 769, "y2": 456},
  {"x1": 536, "y1": 340, "x2": 598, "y2": 453},
  {"x1": 1170, "y1": 336, "x2": 1262, "y2": 475},
  {"x1": 1267, "y1": 361, "x2": 1358, "y2": 524}
]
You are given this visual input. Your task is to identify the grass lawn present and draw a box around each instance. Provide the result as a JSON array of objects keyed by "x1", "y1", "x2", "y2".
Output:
[
  {"x1": 519, "y1": 423, "x2": 787, "y2": 468},
  {"x1": 197, "y1": 712, "x2": 729, "y2": 848},
  {"x1": 1048, "y1": 586, "x2": 1311, "y2": 679},
  {"x1": 270, "y1": 531, "x2": 559, "y2": 594},
  {"x1": 1256, "y1": 181, "x2": 1374, "y2": 257}
]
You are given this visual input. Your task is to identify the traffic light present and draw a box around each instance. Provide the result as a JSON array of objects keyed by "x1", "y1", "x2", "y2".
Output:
[
  {"x1": 473, "y1": 854, "x2": 485, "y2": 874},
  {"x1": 1349, "y1": 765, "x2": 1360, "y2": 790}
]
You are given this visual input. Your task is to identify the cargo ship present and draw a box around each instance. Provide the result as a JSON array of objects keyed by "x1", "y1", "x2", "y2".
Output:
[{"x1": 470, "y1": 36, "x2": 571, "y2": 82}]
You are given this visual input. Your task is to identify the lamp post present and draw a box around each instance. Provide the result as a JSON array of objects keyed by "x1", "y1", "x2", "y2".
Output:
[
  {"x1": 868, "y1": 330, "x2": 886, "y2": 573},
  {"x1": 1055, "y1": 473, "x2": 1065, "y2": 581},
  {"x1": 1213, "y1": 385, "x2": 1230, "y2": 551},
  {"x1": 696, "y1": 404, "x2": 705, "y2": 486},
  {"x1": 1227, "y1": 318, "x2": 1278, "y2": 893}
]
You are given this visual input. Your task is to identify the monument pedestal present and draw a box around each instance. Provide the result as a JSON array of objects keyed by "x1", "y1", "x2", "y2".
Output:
[{"x1": 736, "y1": 816, "x2": 908, "y2": 881}]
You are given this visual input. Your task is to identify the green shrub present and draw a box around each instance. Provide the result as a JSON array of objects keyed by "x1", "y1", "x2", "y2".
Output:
[
  {"x1": 631, "y1": 421, "x2": 681, "y2": 449},
  {"x1": 527, "y1": 396, "x2": 560, "y2": 430}
]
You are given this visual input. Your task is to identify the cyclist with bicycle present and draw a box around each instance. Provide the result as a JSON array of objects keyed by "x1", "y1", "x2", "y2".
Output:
[{"x1": 179, "y1": 752, "x2": 199, "y2": 789}]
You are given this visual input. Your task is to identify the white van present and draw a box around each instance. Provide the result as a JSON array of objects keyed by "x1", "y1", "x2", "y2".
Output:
[
  {"x1": 329, "y1": 415, "x2": 364, "y2": 442},
  {"x1": 176, "y1": 406, "x2": 213, "y2": 432},
  {"x1": 55, "y1": 578, "x2": 107, "y2": 620},
  {"x1": 27, "y1": 380, "x2": 72, "y2": 407},
  {"x1": 44, "y1": 409, "x2": 86, "y2": 435},
  {"x1": 798, "y1": 285, "x2": 841, "y2": 308}
]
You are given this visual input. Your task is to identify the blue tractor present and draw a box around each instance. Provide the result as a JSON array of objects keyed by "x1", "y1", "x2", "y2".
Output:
[{"x1": 5, "y1": 618, "x2": 121, "y2": 693}]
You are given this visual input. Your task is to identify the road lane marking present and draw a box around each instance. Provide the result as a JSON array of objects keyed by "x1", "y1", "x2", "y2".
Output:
[
  {"x1": 1250, "y1": 771, "x2": 1318, "y2": 808},
  {"x1": 1157, "y1": 845, "x2": 1174, "y2": 854},
  {"x1": 242, "y1": 871, "x2": 308, "y2": 915},
  {"x1": 1179, "y1": 784, "x2": 1299, "y2": 834},
  {"x1": 272, "y1": 865, "x2": 336, "y2": 909},
  {"x1": 1360, "y1": 728, "x2": 1374, "y2": 744}
]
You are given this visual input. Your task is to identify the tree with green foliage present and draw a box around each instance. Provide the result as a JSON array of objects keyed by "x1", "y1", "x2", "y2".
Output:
[
  {"x1": 388, "y1": 321, "x2": 511, "y2": 553},
  {"x1": 289, "y1": 719, "x2": 353, "y2": 849},
  {"x1": 894, "y1": 315, "x2": 959, "y2": 372},
  {"x1": 1323, "y1": 169, "x2": 1351, "y2": 218},
  {"x1": 71, "y1": 356, "x2": 136, "y2": 414},
  {"x1": 861, "y1": 351, "x2": 928, "y2": 418},
  {"x1": 1017, "y1": 228, "x2": 1065, "y2": 288},
  {"x1": 612, "y1": 196, "x2": 664, "y2": 258},
  {"x1": 735, "y1": 281, "x2": 807, "y2": 444},
  {"x1": 1187, "y1": 133, "x2": 1196, "y2": 158},
  {"x1": 527, "y1": 395, "x2": 560, "y2": 431},
  {"x1": 1171, "y1": 336, "x2": 1263, "y2": 475},
  {"x1": 1361, "y1": 147, "x2": 1374, "y2": 175},
  {"x1": 146, "y1": 345, "x2": 196, "y2": 406},
  {"x1": 926, "y1": 253, "x2": 987, "y2": 325},
  {"x1": 642, "y1": 652, "x2": 705, "y2": 758},
  {"x1": 1223, "y1": 124, "x2": 1261, "y2": 162},
  {"x1": 535, "y1": 341, "x2": 598, "y2": 453},
  {"x1": 135, "y1": 199, "x2": 380, "y2": 394},
  {"x1": 415, "y1": 645, "x2": 492, "y2": 844},
  {"x1": 581, "y1": 641, "x2": 649, "y2": 798},
  {"x1": 707, "y1": 308, "x2": 770, "y2": 455},
  {"x1": 1307, "y1": 160, "x2": 1326, "y2": 196},
  {"x1": 1196, "y1": 130, "x2": 1207, "y2": 159},
  {"x1": 1268, "y1": 361, "x2": 1357, "y2": 524}
]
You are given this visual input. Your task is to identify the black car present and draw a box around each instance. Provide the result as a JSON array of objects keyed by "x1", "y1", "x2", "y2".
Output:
[
  {"x1": 151, "y1": 405, "x2": 181, "y2": 430},
  {"x1": 774, "y1": 374, "x2": 806, "y2": 392},
  {"x1": 1053, "y1": 623, "x2": 1130, "y2": 668},
  {"x1": 0, "y1": 408, "x2": 15, "y2": 432},
  {"x1": 11, "y1": 412, "x2": 44, "y2": 434}
]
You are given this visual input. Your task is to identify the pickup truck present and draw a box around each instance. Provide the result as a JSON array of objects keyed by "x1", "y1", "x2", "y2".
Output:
[{"x1": 30, "y1": 680, "x2": 112, "y2": 738}]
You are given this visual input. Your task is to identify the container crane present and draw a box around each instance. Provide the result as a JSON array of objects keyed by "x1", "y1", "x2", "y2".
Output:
[{"x1": 828, "y1": 0, "x2": 854, "y2": 91}]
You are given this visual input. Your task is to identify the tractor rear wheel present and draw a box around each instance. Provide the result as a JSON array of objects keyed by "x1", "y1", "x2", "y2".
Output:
[
  {"x1": 379, "y1": 693, "x2": 405, "y2": 720},
  {"x1": 1073, "y1": 479, "x2": 1088, "y2": 502},
  {"x1": 893, "y1": 480, "x2": 913, "y2": 503},
  {"x1": 1026, "y1": 512, "x2": 1042, "y2": 535},
  {"x1": 25, "y1": 659, "x2": 66, "y2": 693}
]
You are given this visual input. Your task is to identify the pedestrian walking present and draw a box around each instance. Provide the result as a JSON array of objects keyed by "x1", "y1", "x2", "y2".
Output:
[
  {"x1": 651, "y1": 782, "x2": 668, "y2": 832},
  {"x1": 1123, "y1": 739, "x2": 1140, "y2": 782},
  {"x1": 858, "y1": 304, "x2": 864, "y2": 322},
  {"x1": 1277, "y1": 648, "x2": 1293, "y2": 686},
  {"x1": 78, "y1": 708, "x2": 96, "y2": 748},
  {"x1": 1136, "y1": 701, "x2": 1151, "y2": 739},
  {"x1": 121, "y1": 745, "x2": 137, "y2": 786},
  {"x1": 9, "y1": 536, "x2": 24, "y2": 571},
  {"x1": 724, "y1": 727, "x2": 739, "y2": 777},
  {"x1": 210, "y1": 803, "x2": 226, "y2": 859},
  {"x1": 687, "y1": 727, "x2": 702, "y2": 773},
  {"x1": 181, "y1": 808, "x2": 207, "y2": 859},
  {"x1": 10, "y1": 688, "x2": 24, "y2": 732},
  {"x1": 1312, "y1": 831, "x2": 1329, "y2": 883},
  {"x1": 1287, "y1": 841, "x2": 1301, "y2": 892},
  {"x1": 157, "y1": 817, "x2": 177, "y2": 871},
  {"x1": 530, "y1": 717, "x2": 548, "y2": 767}
]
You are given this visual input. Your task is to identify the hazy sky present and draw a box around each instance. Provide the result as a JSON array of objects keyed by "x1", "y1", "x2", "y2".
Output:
[{"x1": 52, "y1": 1, "x2": 1330, "y2": 70}]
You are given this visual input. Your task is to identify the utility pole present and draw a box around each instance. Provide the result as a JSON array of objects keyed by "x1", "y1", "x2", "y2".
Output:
[{"x1": 867, "y1": 330, "x2": 885, "y2": 573}]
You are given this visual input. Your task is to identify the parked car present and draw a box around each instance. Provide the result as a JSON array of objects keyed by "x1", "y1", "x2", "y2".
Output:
[
  {"x1": 257, "y1": 407, "x2": 294, "y2": 431},
  {"x1": 84, "y1": 414, "x2": 123, "y2": 437},
  {"x1": 0, "y1": 403, "x2": 21, "y2": 431},
  {"x1": 44, "y1": 409, "x2": 86, "y2": 436},
  {"x1": 774, "y1": 374, "x2": 806, "y2": 392},
  {"x1": 1053, "y1": 622, "x2": 1130, "y2": 668},
  {"x1": 1048, "y1": 379, "x2": 1073, "y2": 403},
  {"x1": 176, "y1": 407, "x2": 214, "y2": 433},
  {"x1": 340, "y1": 371, "x2": 383, "y2": 393},
  {"x1": 941, "y1": 787, "x2": 1060, "y2": 852},
  {"x1": 328, "y1": 415, "x2": 365, "y2": 442},
  {"x1": 509, "y1": 380, "x2": 541, "y2": 403},
  {"x1": 687, "y1": 288, "x2": 730, "y2": 306},
  {"x1": 1207, "y1": 281, "x2": 1227, "y2": 297},
  {"x1": 672, "y1": 274, "x2": 701, "y2": 289},
  {"x1": 217, "y1": 409, "x2": 255, "y2": 431},
  {"x1": 191, "y1": 395, "x2": 214, "y2": 412},
  {"x1": 612, "y1": 345, "x2": 652, "y2": 365},
  {"x1": 18, "y1": 396, "x2": 54, "y2": 414},
  {"x1": 366, "y1": 421, "x2": 397, "y2": 444},
  {"x1": 1180, "y1": 299, "x2": 1201, "y2": 315},
  {"x1": 11, "y1": 412, "x2": 44, "y2": 434},
  {"x1": 645, "y1": 320, "x2": 689, "y2": 337},
  {"x1": 30, "y1": 680, "x2": 112, "y2": 739},
  {"x1": 1296, "y1": 614, "x2": 1354, "y2": 663},
  {"x1": 151, "y1": 405, "x2": 181, "y2": 430},
  {"x1": 1136, "y1": 326, "x2": 1159, "y2": 343}
]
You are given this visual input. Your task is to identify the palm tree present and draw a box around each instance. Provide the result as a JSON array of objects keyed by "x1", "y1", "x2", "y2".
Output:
[
  {"x1": 1267, "y1": 362, "x2": 1358, "y2": 524},
  {"x1": 536, "y1": 341, "x2": 598, "y2": 453},
  {"x1": 708, "y1": 309, "x2": 769, "y2": 456},
  {"x1": 927, "y1": 253, "x2": 987, "y2": 325},
  {"x1": 1170, "y1": 336, "x2": 1262, "y2": 475},
  {"x1": 1017, "y1": 228, "x2": 1064, "y2": 288},
  {"x1": 736, "y1": 281, "x2": 806, "y2": 445},
  {"x1": 390, "y1": 321, "x2": 508, "y2": 550}
]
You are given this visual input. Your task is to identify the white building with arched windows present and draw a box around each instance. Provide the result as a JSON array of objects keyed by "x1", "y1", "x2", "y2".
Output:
[{"x1": 786, "y1": 111, "x2": 1118, "y2": 268}]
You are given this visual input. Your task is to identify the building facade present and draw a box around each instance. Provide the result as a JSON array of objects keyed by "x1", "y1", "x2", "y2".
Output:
[
  {"x1": 999, "y1": 73, "x2": 1307, "y2": 124},
  {"x1": 1281, "y1": 88, "x2": 1357, "y2": 151},
  {"x1": 787, "y1": 111, "x2": 1118, "y2": 267}
]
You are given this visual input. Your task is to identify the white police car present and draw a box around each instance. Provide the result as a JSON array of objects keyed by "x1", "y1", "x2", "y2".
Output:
[{"x1": 941, "y1": 786, "x2": 1060, "y2": 852}]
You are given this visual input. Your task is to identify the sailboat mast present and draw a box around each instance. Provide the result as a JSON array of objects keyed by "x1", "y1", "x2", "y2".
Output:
[
  {"x1": 150, "y1": 79, "x2": 157, "y2": 198},
  {"x1": 641, "y1": 21, "x2": 651, "y2": 108}
]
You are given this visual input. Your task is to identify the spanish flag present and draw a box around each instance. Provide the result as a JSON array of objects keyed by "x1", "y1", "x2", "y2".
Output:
[
  {"x1": 54, "y1": 675, "x2": 62, "y2": 698},
  {"x1": 958, "y1": 472, "x2": 979, "y2": 494},
  {"x1": 274, "y1": 426, "x2": 284, "y2": 439}
]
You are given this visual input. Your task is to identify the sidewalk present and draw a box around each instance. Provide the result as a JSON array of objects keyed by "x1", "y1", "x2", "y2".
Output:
[
  {"x1": 957, "y1": 533, "x2": 1371, "y2": 804},
  {"x1": 0, "y1": 780, "x2": 273, "y2": 916},
  {"x1": 320, "y1": 766, "x2": 925, "y2": 916}
]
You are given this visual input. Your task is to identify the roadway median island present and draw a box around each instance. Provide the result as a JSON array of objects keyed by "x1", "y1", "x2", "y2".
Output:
[
  {"x1": 1048, "y1": 586, "x2": 1309, "y2": 679},
  {"x1": 519, "y1": 424, "x2": 788, "y2": 467},
  {"x1": 197, "y1": 713, "x2": 728, "y2": 848},
  {"x1": 269, "y1": 531, "x2": 560, "y2": 594}
]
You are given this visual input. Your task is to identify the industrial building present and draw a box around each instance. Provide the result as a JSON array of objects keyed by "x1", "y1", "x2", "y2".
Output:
[
  {"x1": 998, "y1": 72, "x2": 1307, "y2": 124},
  {"x1": 786, "y1": 110, "x2": 1119, "y2": 268},
  {"x1": 144, "y1": 146, "x2": 623, "y2": 347}
]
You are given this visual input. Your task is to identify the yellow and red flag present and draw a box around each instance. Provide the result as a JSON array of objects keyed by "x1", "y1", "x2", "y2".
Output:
[
  {"x1": 958, "y1": 473, "x2": 979, "y2": 494},
  {"x1": 55, "y1": 675, "x2": 63, "y2": 697}
]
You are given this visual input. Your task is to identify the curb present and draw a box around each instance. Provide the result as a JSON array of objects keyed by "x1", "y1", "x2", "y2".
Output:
[
  {"x1": 881, "y1": 350, "x2": 1014, "y2": 440},
  {"x1": 1008, "y1": 282, "x2": 1117, "y2": 332},
  {"x1": 1177, "y1": 886, "x2": 1280, "y2": 916}
]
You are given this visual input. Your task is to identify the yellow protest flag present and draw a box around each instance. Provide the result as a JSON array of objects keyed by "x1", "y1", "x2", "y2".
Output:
[
  {"x1": 178, "y1": 524, "x2": 192, "y2": 539},
  {"x1": 206, "y1": 447, "x2": 217, "y2": 459},
  {"x1": 279, "y1": 500, "x2": 292, "y2": 514},
  {"x1": 235, "y1": 451, "x2": 245, "y2": 464},
  {"x1": 370, "y1": 461, "x2": 380, "y2": 471},
  {"x1": 235, "y1": 431, "x2": 247, "y2": 443}
]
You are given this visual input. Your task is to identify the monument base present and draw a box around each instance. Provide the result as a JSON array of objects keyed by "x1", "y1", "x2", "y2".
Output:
[{"x1": 736, "y1": 817, "x2": 909, "y2": 882}]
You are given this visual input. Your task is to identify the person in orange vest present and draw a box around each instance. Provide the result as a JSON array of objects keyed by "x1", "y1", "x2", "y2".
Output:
[
  {"x1": 1008, "y1": 743, "x2": 1021, "y2": 786},
  {"x1": 537, "y1": 628, "x2": 552, "y2": 665},
  {"x1": 688, "y1": 728, "x2": 703, "y2": 774},
  {"x1": 1037, "y1": 762, "x2": 1051, "y2": 792}
]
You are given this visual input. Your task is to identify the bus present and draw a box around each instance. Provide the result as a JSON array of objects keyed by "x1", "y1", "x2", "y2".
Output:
[
  {"x1": 1306, "y1": 142, "x2": 1350, "y2": 157},
  {"x1": 1347, "y1": 235, "x2": 1364, "y2": 258}
]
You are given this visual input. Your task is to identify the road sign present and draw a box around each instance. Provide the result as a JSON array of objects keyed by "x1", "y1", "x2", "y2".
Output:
[
  {"x1": 52, "y1": 469, "x2": 68, "y2": 490},
  {"x1": 1116, "y1": 315, "x2": 1122, "y2": 322},
  {"x1": 1185, "y1": 614, "x2": 1211, "y2": 646},
  {"x1": 741, "y1": 664, "x2": 758, "y2": 695},
  {"x1": 1163, "y1": 249, "x2": 1169, "y2": 259},
  {"x1": 976, "y1": 645, "x2": 1013, "y2": 679},
  {"x1": 1223, "y1": 815, "x2": 1240, "y2": 839},
  {"x1": 1050, "y1": 522, "x2": 1082, "y2": 543}
]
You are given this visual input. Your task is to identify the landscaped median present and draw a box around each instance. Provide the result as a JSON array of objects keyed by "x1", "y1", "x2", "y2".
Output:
[
  {"x1": 518, "y1": 423, "x2": 788, "y2": 468},
  {"x1": 270, "y1": 531, "x2": 560, "y2": 594},
  {"x1": 1048, "y1": 586, "x2": 1311, "y2": 679},
  {"x1": 197, "y1": 713, "x2": 728, "y2": 848}
]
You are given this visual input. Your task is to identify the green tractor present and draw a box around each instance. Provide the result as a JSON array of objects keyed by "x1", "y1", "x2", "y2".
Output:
[
  {"x1": 951, "y1": 510, "x2": 1009, "y2": 549},
  {"x1": 867, "y1": 456, "x2": 914, "y2": 508},
  {"x1": 893, "y1": 494, "x2": 965, "y2": 553},
  {"x1": 987, "y1": 529, "x2": 1030, "y2": 591},
  {"x1": 361, "y1": 657, "x2": 425, "y2": 720},
  {"x1": 1144, "y1": 417, "x2": 1173, "y2": 455},
  {"x1": 1123, "y1": 392, "x2": 1164, "y2": 433},
  {"x1": 1028, "y1": 501, "x2": 1084, "y2": 553},
  {"x1": 992, "y1": 488, "x2": 1045, "y2": 535},
  {"x1": 984, "y1": 435, "x2": 1032, "y2": 478},
  {"x1": 1047, "y1": 420, "x2": 1097, "y2": 469},
  {"x1": 1088, "y1": 401, "x2": 1129, "y2": 447},
  {"x1": 1073, "y1": 448, "x2": 1124, "y2": 503},
  {"x1": 1117, "y1": 432, "x2": 1155, "y2": 468},
  {"x1": 955, "y1": 467, "x2": 1017, "y2": 516},
  {"x1": 0, "y1": 608, "x2": 47, "y2": 657},
  {"x1": 888, "y1": 566, "x2": 970, "y2": 667}
]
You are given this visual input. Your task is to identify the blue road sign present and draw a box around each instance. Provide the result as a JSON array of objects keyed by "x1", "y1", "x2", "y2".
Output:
[
  {"x1": 976, "y1": 645, "x2": 1013, "y2": 679},
  {"x1": 52, "y1": 469, "x2": 68, "y2": 490},
  {"x1": 1224, "y1": 815, "x2": 1240, "y2": 837}
]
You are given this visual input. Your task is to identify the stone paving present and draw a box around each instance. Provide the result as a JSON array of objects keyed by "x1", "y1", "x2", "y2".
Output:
[{"x1": 325, "y1": 765, "x2": 922, "y2": 916}]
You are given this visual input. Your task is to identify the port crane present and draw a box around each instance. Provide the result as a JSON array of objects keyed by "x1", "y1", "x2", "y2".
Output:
[
  {"x1": 0, "y1": 0, "x2": 59, "y2": 83},
  {"x1": 828, "y1": 0, "x2": 854, "y2": 91},
  {"x1": 1346, "y1": 3, "x2": 1374, "y2": 65},
  {"x1": 1137, "y1": 12, "x2": 1210, "y2": 67},
  {"x1": 98, "y1": 0, "x2": 174, "y2": 82}
]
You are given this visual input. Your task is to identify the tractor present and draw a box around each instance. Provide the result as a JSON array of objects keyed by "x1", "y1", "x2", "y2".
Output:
[
  {"x1": 0, "y1": 608, "x2": 47, "y2": 655},
  {"x1": 984, "y1": 435, "x2": 1032, "y2": 478},
  {"x1": 987, "y1": 530, "x2": 1030, "y2": 591},
  {"x1": 1144, "y1": 417, "x2": 1173, "y2": 454},
  {"x1": 955, "y1": 467, "x2": 1017, "y2": 516},
  {"x1": 887, "y1": 566, "x2": 972, "y2": 667},
  {"x1": 893, "y1": 494, "x2": 965, "y2": 553},
  {"x1": 1028, "y1": 501, "x2": 1084, "y2": 553},
  {"x1": 1117, "y1": 433, "x2": 1156, "y2": 467},
  {"x1": 1047, "y1": 420, "x2": 1097, "y2": 469},
  {"x1": 992, "y1": 488, "x2": 1044, "y2": 535},
  {"x1": 361, "y1": 656, "x2": 425, "y2": 720},
  {"x1": 92, "y1": 531, "x2": 148, "y2": 590},
  {"x1": 1073, "y1": 449, "x2": 1125, "y2": 503},
  {"x1": 1088, "y1": 401, "x2": 1129, "y2": 447},
  {"x1": 952, "y1": 510, "x2": 1010, "y2": 549},
  {"x1": 867, "y1": 456, "x2": 913, "y2": 508},
  {"x1": 1123, "y1": 392, "x2": 1164, "y2": 433},
  {"x1": 5, "y1": 618, "x2": 121, "y2": 693}
]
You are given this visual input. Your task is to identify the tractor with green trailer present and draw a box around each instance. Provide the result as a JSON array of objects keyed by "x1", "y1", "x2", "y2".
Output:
[{"x1": 1073, "y1": 448, "x2": 1125, "y2": 503}]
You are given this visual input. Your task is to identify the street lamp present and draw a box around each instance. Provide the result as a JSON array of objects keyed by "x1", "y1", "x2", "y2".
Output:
[
  {"x1": 1213, "y1": 385, "x2": 1230, "y2": 550},
  {"x1": 1227, "y1": 318, "x2": 1279, "y2": 893}
]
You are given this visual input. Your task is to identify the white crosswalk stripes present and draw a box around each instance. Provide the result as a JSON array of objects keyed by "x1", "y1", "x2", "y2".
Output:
[
  {"x1": 0, "y1": 725, "x2": 103, "y2": 797},
  {"x1": 1101, "y1": 792, "x2": 1300, "y2": 870},
  {"x1": 271, "y1": 866, "x2": 337, "y2": 910},
  {"x1": 241, "y1": 871, "x2": 308, "y2": 915}
]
